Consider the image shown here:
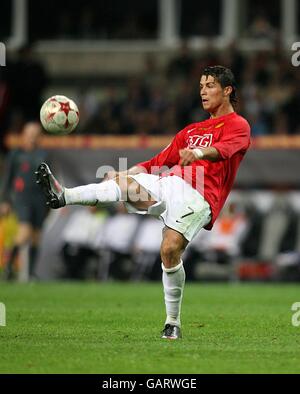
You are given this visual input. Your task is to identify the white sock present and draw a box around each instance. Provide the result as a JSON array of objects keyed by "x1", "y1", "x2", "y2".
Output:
[
  {"x1": 64, "y1": 179, "x2": 122, "y2": 206},
  {"x1": 162, "y1": 260, "x2": 186, "y2": 327}
]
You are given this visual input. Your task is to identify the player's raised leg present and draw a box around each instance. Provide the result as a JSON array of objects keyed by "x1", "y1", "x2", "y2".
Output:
[
  {"x1": 35, "y1": 162, "x2": 156, "y2": 211},
  {"x1": 160, "y1": 227, "x2": 188, "y2": 339}
]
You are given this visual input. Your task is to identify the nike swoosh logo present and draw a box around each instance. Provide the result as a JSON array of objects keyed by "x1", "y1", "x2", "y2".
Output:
[{"x1": 176, "y1": 206, "x2": 195, "y2": 223}]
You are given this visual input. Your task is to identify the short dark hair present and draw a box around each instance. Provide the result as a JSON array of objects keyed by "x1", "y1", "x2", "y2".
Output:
[{"x1": 201, "y1": 65, "x2": 237, "y2": 105}]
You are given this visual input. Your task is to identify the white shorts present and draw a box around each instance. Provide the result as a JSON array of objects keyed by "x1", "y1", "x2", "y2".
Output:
[{"x1": 124, "y1": 174, "x2": 211, "y2": 242}]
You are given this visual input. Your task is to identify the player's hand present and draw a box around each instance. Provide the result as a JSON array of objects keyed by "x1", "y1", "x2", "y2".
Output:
[
  {"x1": 179, "y1": 149, "x2": 198, "y2": 166},
  {"x1": 0, "y1": 202, "x2": 11, "y2": 217}
]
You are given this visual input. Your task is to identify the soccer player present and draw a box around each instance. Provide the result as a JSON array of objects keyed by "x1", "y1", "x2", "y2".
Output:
[
  {"x1": 0, "y1": 122, "x2": 49, "y2": 280},
  {"x1": 35, "y1": 66, "x2": 251, "y2": 339}
]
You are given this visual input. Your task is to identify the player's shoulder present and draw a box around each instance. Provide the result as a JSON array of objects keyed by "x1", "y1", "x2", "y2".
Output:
[{"x1": 229, "y1": 113, "x2": 251, "y2": 131}]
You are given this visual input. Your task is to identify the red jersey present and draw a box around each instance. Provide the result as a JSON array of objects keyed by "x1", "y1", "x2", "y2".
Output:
[{"x1": 137, "y1": 112, "x2": 251, "y2": 230}]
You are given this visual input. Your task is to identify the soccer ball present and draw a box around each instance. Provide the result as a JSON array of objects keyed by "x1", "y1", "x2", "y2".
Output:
[{"x1": 40, "y1": 95, "x2": 79, "y2": 135}]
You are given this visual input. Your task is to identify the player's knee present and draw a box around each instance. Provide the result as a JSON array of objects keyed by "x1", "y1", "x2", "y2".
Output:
[
  {"x1": 161, "y1": 241, "x2": 181, "y2": 268},
  {"x1": 116, "y1": 175, "x2": 150, "y2": 206}
]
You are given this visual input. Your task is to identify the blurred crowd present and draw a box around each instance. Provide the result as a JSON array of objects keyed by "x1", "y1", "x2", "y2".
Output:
[
  {"x1": 74, "y1": 42, "x2": 300, "y2": 137},
  {"x1": 1, "y1": 40, "x2": 300, "y2": 150},
  {"x1": 0, "y1": 46, "x2": 48, "y2": 151}
]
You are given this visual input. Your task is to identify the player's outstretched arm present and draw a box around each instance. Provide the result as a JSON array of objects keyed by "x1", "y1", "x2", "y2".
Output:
[{"x1": 179, "y1": 147, "x2": 220, "y2": 166}]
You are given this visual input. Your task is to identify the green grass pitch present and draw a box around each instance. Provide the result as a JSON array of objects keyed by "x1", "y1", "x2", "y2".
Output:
[{"x1": 0, "y1": 282, "x2": 300, "y2": 374}]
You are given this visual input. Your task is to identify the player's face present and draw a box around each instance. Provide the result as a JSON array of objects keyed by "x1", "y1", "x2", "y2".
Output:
[
  {"x1": 22, "y1": 122, "x2": 41, "y2": 150},
  {"x1": 200, "y1": 75, "x2": 226, "y2": 113}
]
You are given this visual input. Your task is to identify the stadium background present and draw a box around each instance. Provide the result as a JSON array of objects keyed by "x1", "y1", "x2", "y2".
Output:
[{"x1": 0, "y1": 0, "x2": 300, "y2": 282}]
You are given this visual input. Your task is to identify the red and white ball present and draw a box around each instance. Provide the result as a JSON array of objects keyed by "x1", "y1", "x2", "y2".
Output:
[{"x1": 40, "y1": 95, "x2": 79, "y2": 135}]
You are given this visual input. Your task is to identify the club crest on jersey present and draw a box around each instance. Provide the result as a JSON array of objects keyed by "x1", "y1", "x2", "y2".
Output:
[{"x1": 188, "y1": 134, "x2": 213, "y2": 148}]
